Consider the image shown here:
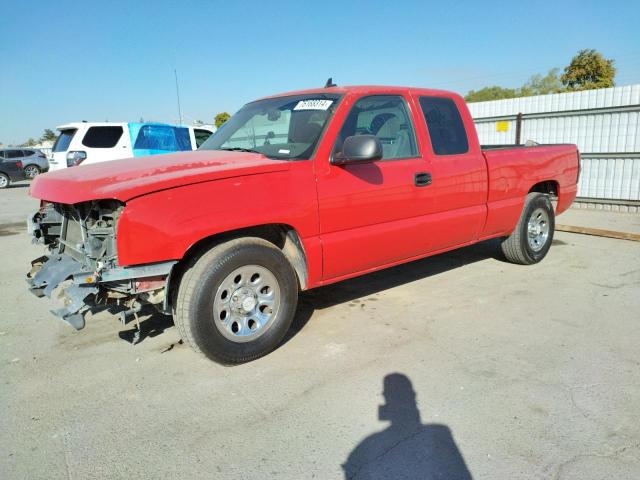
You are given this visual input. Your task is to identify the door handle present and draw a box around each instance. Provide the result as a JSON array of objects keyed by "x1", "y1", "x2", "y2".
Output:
[{"x1": 414, "y1": 172, "x2": 432, "y2": 187}]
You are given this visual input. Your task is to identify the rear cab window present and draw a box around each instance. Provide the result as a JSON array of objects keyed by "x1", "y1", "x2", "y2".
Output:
[
  {"x1": 194, "y1": 129, "x2": 213, "y2": 148},
  {"x1": 418, "y1": 96, "x2": 469, "y2": 155},
  {"x1": 82, "y1": 126, "x2": 124, "y2": 148},
  {"x1": 333, "y1": 95, "x2": 418, "y2": 160},
  {"x1": 53, "y1": 129, "x2": 77, "y2": 152}
]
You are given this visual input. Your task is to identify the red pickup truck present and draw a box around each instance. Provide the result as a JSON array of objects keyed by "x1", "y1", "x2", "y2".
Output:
[{"x1": 27, "y1": 85, "x2": 579, "y2": 363}]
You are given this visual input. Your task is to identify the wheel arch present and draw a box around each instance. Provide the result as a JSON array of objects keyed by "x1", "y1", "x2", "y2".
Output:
[
  {"x1": 529, "y1": 180, "x2": 559, "y2": 196},
  {"x1": 167, "y1": 224, "x2": 308, "y2": 313}
]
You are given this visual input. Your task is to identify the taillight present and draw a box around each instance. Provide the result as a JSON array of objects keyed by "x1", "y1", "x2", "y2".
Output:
[
  {"x1": 16, "y1": 161, "x2": 23, "y2": 168},
  {"x1": 66, "y1": 151, "x2": 87, "y2": 167}
]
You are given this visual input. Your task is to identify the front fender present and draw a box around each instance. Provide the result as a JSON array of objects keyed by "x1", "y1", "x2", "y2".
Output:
[{"x1": 116, "y1": 167, "x2": 319, "y2": 266}]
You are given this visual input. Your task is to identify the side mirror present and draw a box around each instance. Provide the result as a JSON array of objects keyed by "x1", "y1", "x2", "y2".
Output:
[{"x1": 332, "y1": 135, "x2": 382, "y2": 165}]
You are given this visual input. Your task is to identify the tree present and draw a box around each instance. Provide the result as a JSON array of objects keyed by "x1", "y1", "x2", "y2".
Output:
[
  {"x1": 561, "y1": 49, "x2": 615, "y2": 91},
  {"x1": 40, "y1": 129, "x2": 57, "y2": 143},
  {"x1": 214, "y1": 112, "x2": 231, "y2": 128},
  {"x1": 519, "y1": 68, "x2": 564, "y2": 96},
  {"x1": 464, "y1": 86, "x2": 518, "y2": 103},
  {"x1": 21, "y1": 138, "x2": 38, "y2": 147}
]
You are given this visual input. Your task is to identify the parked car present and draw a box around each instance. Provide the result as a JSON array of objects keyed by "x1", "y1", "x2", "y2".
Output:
[
  {"x1": 27, "y1": 85, "x2": 579, "y2": 364},
  {"x1": 0, "y1": 148, "x2": 49, "y2": 179},
  {"x1": 48, "y1": 122, "x2": 214, "y2": 170},
  {"x1": 0, "y1": 156, "x2": 26, "y2": 188}
]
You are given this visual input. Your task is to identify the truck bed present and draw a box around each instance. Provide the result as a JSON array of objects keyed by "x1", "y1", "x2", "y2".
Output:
[
  {"x1": 481, "y1": 143, "x2": 574, "y2": 150},
  {"x1": 479, "y1": 143, "x2": 580, "y2": 238}
]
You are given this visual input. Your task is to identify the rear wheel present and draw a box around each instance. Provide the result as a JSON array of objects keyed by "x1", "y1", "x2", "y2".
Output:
[
  {"x1": 175, "y1": 237, "x2": 298, "y2": 364},
  {"x1": 0, "y1": 173, "x2": 9, "y2": 189},
  {"x1": 24, "y1": 164, "x2": 41, "y2": 179},
  {"x1": 501, "y1": 193, "x2": 555, "y2": 265}
]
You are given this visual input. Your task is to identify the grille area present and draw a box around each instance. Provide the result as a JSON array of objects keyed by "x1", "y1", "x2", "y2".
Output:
[
  {"x1": 45, "y1": 201, "x2": 122, "y2": 268},
  {"x1": 56, "y1": 204, "x2": 85, "y2": 262}
]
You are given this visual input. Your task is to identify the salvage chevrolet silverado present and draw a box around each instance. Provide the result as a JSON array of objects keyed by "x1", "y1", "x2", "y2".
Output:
[{"x1": 27, "y1": 85, "x2": 579, "y2": 363}]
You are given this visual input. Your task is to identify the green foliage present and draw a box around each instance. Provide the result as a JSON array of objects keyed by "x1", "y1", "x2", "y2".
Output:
[
  {"x1": 465, "y1": 49, "x2": 617, "y2": 102},
  {"x1": 21, "y1": 138, "x2": 38, "y2": 147},
  {"x1": 40, "y1": 129, "x2": 57, "y2": 143},
  {"x1": 465, "y1": 86, "x2": 518, "y2": 102},
  {"x1": 561, "y1": 49, "x2": 616, "y2": 91},
  {"x1": 214, "y1": 112, "x2": 231, "y2": 128},
  {"x1": 519, "y1": 68, "x2": 565, "y2": 96},
  {"x1": 465, "y1": 69, "x2": 565, "y2": 102}
]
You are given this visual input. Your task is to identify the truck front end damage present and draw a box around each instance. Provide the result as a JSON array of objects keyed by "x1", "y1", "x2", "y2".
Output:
[{"x1": 26, "y1": 201, "x2": 175, "y2": 332}]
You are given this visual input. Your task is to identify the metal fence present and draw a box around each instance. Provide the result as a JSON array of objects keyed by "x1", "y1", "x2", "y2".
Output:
[{"x1": 468, "y1": 85, "x2": 640, "y2": 203}]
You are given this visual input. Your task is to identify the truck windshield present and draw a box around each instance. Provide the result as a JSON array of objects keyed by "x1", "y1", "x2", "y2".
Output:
[{"x1": 200, "y1": 94, "x2": 342, "y2": 160}]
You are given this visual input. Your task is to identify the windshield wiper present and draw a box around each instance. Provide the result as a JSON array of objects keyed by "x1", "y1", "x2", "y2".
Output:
[{"x1": 219, "y1": 147, "x2": 262, "y2": 154}]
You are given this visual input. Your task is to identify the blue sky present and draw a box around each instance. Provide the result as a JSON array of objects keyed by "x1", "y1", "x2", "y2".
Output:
[{"x1": 1, "y1": 0, "x2": 639, "y2": 144}]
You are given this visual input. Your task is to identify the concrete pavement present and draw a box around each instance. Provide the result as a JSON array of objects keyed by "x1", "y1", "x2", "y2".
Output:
[{"x1": 1, "y1": 205, "x2": 639, "y2": 478}]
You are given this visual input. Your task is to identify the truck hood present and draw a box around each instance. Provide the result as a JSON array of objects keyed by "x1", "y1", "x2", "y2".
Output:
[{"x1": 30, "y1": 150, "x2": 290, "y2": 204}]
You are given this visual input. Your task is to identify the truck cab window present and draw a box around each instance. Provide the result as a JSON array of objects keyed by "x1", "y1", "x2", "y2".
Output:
[
  {"x1": 334, "y1": 95, "x2": 417, "y2": 160},
  {"x1": 419, "y1": 96, "x2": 469, "y2": 155}
]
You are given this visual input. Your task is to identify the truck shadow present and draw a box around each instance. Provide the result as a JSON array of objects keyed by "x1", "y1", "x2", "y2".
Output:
[
  {"x1": 284, "y1": 238, "x2": 504, "y2": 344},
  {"x1": 126, "y1": 238, "x2": 504, "y2": 346}
]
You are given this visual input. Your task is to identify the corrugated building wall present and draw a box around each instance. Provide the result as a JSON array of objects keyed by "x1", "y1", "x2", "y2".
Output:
[{"x1": 468, "y1": 85, "x2": 640, "y2": 204}]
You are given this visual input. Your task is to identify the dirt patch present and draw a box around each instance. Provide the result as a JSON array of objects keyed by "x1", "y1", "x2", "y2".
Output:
[{"x1": 0, "y1": 222, "x2": 26, "y2": 237}]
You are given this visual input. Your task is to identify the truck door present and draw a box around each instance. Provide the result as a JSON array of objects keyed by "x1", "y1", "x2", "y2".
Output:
[
  {"x1": 316, "y1": 94, "x2": 436, "y2": 280},
  {"x1": 412, "y1": 94, "x2": 488, "y2": 251}
]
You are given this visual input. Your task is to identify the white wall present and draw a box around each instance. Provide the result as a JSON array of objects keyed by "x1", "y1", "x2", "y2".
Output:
[{"x1": 469, "y1": 85, "x2": 640, "y2": 201}]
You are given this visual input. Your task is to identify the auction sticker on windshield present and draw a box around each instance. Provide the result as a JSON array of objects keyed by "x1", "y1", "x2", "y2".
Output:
[{"x1": 294, "y1": 99, "x2": 333, "y2": 111}]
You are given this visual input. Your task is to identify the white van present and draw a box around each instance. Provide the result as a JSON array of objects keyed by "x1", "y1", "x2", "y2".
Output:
[{"x1": 49, "y1": 122, "x2": 214, "y2": 170}]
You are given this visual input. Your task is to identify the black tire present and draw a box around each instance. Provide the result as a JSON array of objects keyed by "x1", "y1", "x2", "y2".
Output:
[
  {"x1": 501, "y1": 193, "x2": 555, "y2": 265},
  {"x1": 0, "y1": 173, "x2": 9, "y2": 189},
  {"x1": 175, "y1": 237, "x2": 298, "y2": 364},
  {"x1": 24, "y1": 164, "x2": 41, "y2": 179}
]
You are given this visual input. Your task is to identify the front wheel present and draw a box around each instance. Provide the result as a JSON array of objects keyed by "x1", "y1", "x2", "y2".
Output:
[
  {"x1": 501, "y1": 193, "x2": 555, "y2": 265},
  {"x1": 174, "y1": 237, "x2": 299, "y2": 364}
]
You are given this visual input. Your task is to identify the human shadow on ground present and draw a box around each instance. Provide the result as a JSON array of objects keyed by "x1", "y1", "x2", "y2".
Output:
[{"x1": 343, "y1": 373, "x2": 472, "y2": 480}]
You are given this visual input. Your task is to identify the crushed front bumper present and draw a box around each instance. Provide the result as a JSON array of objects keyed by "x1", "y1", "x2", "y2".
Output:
[
  {"x1": 27, "y1": 255, "x2": 177, "y2": 331},
  {"x1": 27, "y1": 255, "x2": 98, "y2": 330}
]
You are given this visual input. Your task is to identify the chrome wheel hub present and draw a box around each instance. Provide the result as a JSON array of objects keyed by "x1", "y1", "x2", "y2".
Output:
[
  {"x1": 0, "y1": 176, "x2": 7, "y2": 188},
  {"x1": 213, "y1": 265, "x2": 280, "y2": 342},
  {"x1": 230, "y1": 287, "x2": 258, "y2": 314},
  {"x1": 527, "y1": 207, "x2": 550, "y2": 252}
]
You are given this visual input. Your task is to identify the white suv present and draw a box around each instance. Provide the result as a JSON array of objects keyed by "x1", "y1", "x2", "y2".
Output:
[{"x1": 49, "y1": 122, "x2": 214, "y2": 170}]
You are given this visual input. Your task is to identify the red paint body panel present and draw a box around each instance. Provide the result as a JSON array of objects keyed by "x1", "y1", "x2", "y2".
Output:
[
  {"x1": 116, "y1": 162, "x2": 318, "y2": 265},
  {"x1": 29, "y1": 85, "x2": 579, "y2": 290},
  {"x1": 29, "y1": 150, "x2": 289, "y2": 203},
  {"x1": 481, "y1": 145, "x2": 579, "y2": 237}
]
